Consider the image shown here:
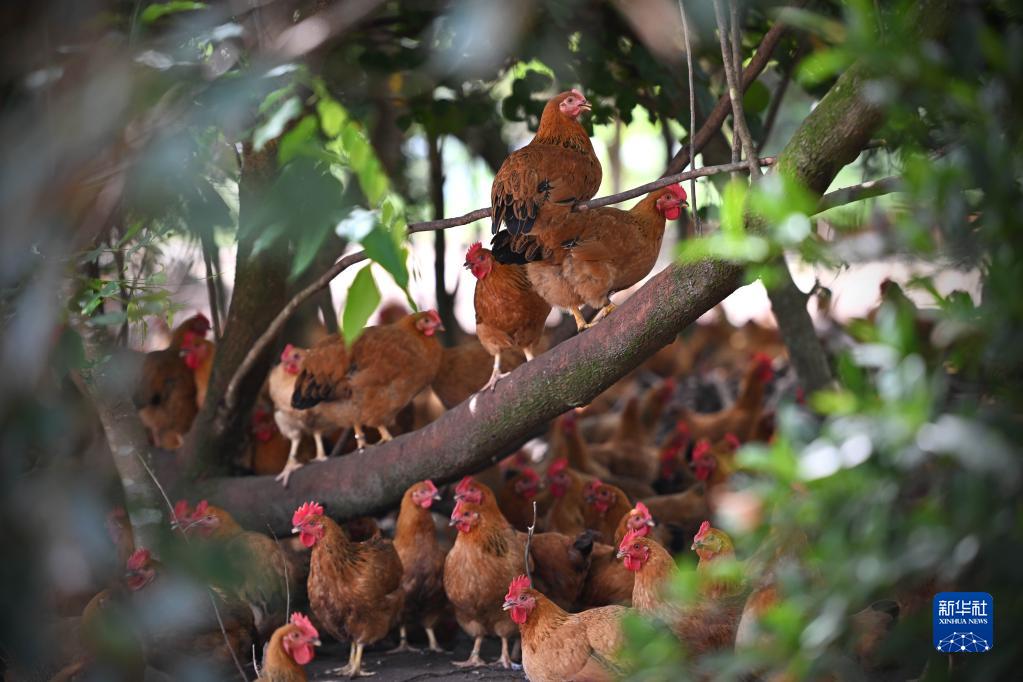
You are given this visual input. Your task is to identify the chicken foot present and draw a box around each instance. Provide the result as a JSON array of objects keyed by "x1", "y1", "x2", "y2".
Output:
[
  {"x1": 377, "y1": 425, "x2": 394, "y2": 442},
  {"x1": 353, "y1": 424, "x2": 367, "y2": 452},
  {"x1": 480, "y1": 353, "x2": 509, "y2": 392},
  {"x1": 337, "y1": 641, "x2": 374, "y2": 677},
  {"x1": 496, "y1": 636, "x2": 513, "y2": 669},
  {"x1": 570, "y1": 306, "x2": 589, "y2": 331},
  {"x1": 312, "y1": 430, "x2": 328, "y2": 461},
  {"x1": 452, "y1": 636, "x2": 487, "y2": 667},
  {"x1": 588, "y1": 301, "x2": 617, "y2": 326},
  {"x1": 425, "y1": 626, "x2": 446, "y2": 653},
  {"x1": 386, "y1": 626, "x2": 420, "y2": 654},
  {"x1": 274, "y1": 437, "x2": 304, "y2": 488}
]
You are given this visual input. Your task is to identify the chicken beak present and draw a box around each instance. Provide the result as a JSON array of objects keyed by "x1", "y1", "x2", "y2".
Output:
[
  {"x1": 432, "y1": 493, "x2": 442, "y2": 501},
  {"x1": 313, "y1": 639, "x2": 322, "y2": 647},
  {"x1": 615, "y1": 549, "x2": 626, "y2": 559},
  {"x1": 292, "y1": 527, "x2": 300, "y2": 535},
  {"x1": 579, "y1": 101, "x2": 592, "y2": 112},
  {"x1": 448, "y1": 517, "x2": 458, "y2": 527},
  {"x1": 646, "y1": 519, "x2": 656, "y2": 527},
  {"x1": 502, "y1": 600, "x2": 515, "y2": 611}
]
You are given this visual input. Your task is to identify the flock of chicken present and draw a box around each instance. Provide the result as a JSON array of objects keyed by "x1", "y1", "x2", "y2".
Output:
[{"x1": 85, "y1": 87, "x2": 907, "y2": 681}]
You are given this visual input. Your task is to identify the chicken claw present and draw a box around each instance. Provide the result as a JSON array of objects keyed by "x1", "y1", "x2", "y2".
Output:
[
  {"x1": 452, "y1": 636, "x2": 486, "y2": 667},
  {"x1": 570, "y1": 306, "x2": 589, "y2": 331},
  {"x1": 386, "y1": 626, "x2": 420, "y2": 654},
  {"x1": 495, "y1": 636, "x2": 513, "y2": 669},
  {"x1": 425, "y1": 627, "x2": 447, "y2": 654},
  {"x1": 274, "y1": 457, "x2": 304, "y2": 488}
]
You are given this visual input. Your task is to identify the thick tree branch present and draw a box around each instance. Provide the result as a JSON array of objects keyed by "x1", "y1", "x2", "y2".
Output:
[
  {"x1": 201, "y1": 258, "x2": 745, "y2": 533},
  {"x1": 218, "y1": 156, "x2": 779, "y2": 429}
]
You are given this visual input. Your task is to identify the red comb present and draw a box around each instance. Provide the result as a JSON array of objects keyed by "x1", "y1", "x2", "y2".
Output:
[
  {"x1": 455, "y1": 476, "x2": 475, "y2": 494},
  {"x1": 281, "y1": 344, "x2": 296, "y2": 361},
  {"x1": 292, "y1": 501, "x2": 324, "y2": 528},
  {"x1": 634, "y1": 501, "x2": 650, "y2": 517},
  {"x1": 519, "y1": 467, "x2": 539, "y2": 482},
  {"x1": 694, "y1": 520, "x2": 712, "y2": 543},
  {"x1": 724, "y1": 433, "x2": 741, "y2": 450},
  {"x1": 422, "y1": 479, "x2": 438, "y2": 495},
  {"x1": 548, "y1": 458, "x2": 568, "y2": 475},
  {"x1": 172, "y1": 500, "x2": 191, "y2": 525},
  {"x1": 506, "y1": 574, "x2": 531, "y2": 600},
  {"x1": 127, "y1": 548, "x2": 151, "y2": 571},
  {"x1": 619, "y1": 528, "x2": 645, "y2": 551},
  {"x1": 692, "y1": 440, "x2": 712, "y2": 460},
  {"x1": 666, "y1": 184, "x2": 687, "y2": 201},
  {"x1": 290, "y1": 612, "x2": 319, "y2": 640},
  {"x1": 465, "y1": 242, "x2": 484, "y2": 261}
]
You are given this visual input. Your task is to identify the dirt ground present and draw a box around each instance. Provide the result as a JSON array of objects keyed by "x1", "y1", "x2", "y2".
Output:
[{"x1": 306, "y1": 637, "x2": 526, "y2": 681}]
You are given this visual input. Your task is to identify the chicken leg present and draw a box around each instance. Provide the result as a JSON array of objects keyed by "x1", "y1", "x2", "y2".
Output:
[
  {"x1": 353, "y1": 424, "x2": 368, "y2": 452},
  {"x1": 312, "y1": 430, "x2": 328, "y2": 461},
  {"x1": 274, "y1": 436, "x2": 304, "y2": 488},
  {"x1": 480, "y1": 353, "x2": 509, "y2": 392},
  {"x1": 386, "y1": 626, "x2": 420, "y2": 654},
  {"x1": 570, "y1": 306, "x2": 589, "y2": 331},
  {"x1": 587, "y1": 300, "x2": 617, "y2": 327},
  {"x1": 377, "y1": 425, "x2": 394, "y2": 442},
  {"x1": 496, "y1": 636, "x2": 513, "y2": 668},
  {"x1": 425, "y1": 626, "x2": 446, "y2": 653},
  {"x1": 338, "y1": 642, "x2": 374, "y2": 677},
  {"x1": 452, "y1": 636, "x2": 486, "y2": 667}
]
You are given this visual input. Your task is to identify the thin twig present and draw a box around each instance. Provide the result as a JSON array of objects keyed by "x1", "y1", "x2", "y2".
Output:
[
  {"x1": 217, "y1": 156, "x2": 776, "y2": 428},
  {"x1": 678, "y1": 0, "x2": 701, "y2": 234},
  {"x1": 266, "y1": 523, "x2": 291, "y2": 619},
  {"x1": 758, "y1": 44, "x2": 799, "y2": 155},
  {"x1": 134, "y1": 452, "x2": 249, "y2": 682},
  {"x1": 816, "y1": 175, "x2": 904, "y2": 213},
  {"x1": 200, "y1": 231, "x2": 222, "y2": 339},
  {"x1": 524, "y1": 501, "x2": 537, "y2": 585},
  {"x1": 715, "y1": 0, "x2": 761, "y2": 182}
]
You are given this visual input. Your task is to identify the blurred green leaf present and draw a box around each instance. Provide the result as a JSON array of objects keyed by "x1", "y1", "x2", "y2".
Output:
[
  {"x1": 342, "y1": 265, "x2": 381, "y2": 342},
  {"x1": 140, "y1": 1, "x2": 205, "y2": 24},
  {"x1": 254, "y1": 96, "x2": 302, "y2": 151}
]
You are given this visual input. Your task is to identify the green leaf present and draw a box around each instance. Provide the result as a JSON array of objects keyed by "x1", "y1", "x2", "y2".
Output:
[
  {"x1": 317, "y1": 98, "x2": 347, "y2": 138},
  {"x1": 720, "y1": 179, "x2": 748, "y2": 236},
  {"x1": 342, "y1": 265, "x2": 381, "y2": 342},
  {"x1": 278, "y1": 115, "x2": 318, "y2": 165},
  {"x1": 797, "y1": 49, "x2": 850, "y2": 86},
  {"x1": 254, "y1": 96, "x2": 302, "y2": 151},
  {"x1": 361, "y1": 226, "x2": 409, "y2": 290},
  {"x1": 743, "y1": 80, "x2": 771, "y2": 115},
  {"x1": 140, "y1": 1, "x2": 205, "y2": 24}
]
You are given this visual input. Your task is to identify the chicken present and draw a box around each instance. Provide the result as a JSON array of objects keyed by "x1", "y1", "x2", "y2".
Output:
[
  {"x1": 580, "y1": 377, "x2": 676, "y2": 444},
  {"x1": 544, "y1": 458, "x2": 595, "y2": 537},
  {"x1": 292, "y1": 501, "x2": 404, "y2": 677},
  {"x1": 503, "y1": 575, "x2": 626, "y2": 682},
  {"x1": 491, "y1": 89, "x2": 600, "y2": 260},
  {"x1": 618, "y1": 524, "x2": 745, "y2": 658},
  {"x1": 455, "y1": 475, "x2": 591, "y2": 611},
  {"x1": 525, "y1": 184, "x2": 687, "y2": 330},
  {"x1": 134, "y1": 313, "x2": 210, "y2": 449},
  {"x1": 690, "y1": 435, "x2": 740, "y2": 489},
  {"x1": 557, "y1": 411, "x2": 656, "y2": 500},
  {"x1": 445, "y1": 498, "x2": 529, "y2": 668},
  {"x1": 180, "y1": 329, "x2": 215, "y2": 409},
  {"x1": 431, "y1": 341, "x2": 525, "y2": 408},
  {"x1": 465, "y1": 242, "x2": 551, "y2": 391},
  {"x1": 577, "y1": 536, "x2": 634, "y2": 608},
  {"x1": 497, "y1": 467, "x2": 551, "y2": 532},
  {"x1": 391, "y1": 480, "x2": 448, "y2": 653},
  {"x1": 173, "y1": 500, "x2": 290, "y2": 641},
  {"x1": 612, "y1": 501, "x2": 672, "y2": 548},
  {"x1": 257, "y1": 613, "x2": 321, "y2": 682},
  {"x1": 638, "y1": 485, "x2": 710, "y2": 549},
  {"x1": 653, "y1": 423, "x2": 695, "y2": 493},
  {"x1": 248, "y1": 402, "x2": 313, "y2": 476},
  {"x1": 677, "y1": 352, "x2": 775, "y2": 443},
  {"x1": 123, "y1": 548, "x2": 257, "y2": 678},
  {"x1": 269, "y1": 344, "x2": 338, "y2": 486},
  {"x1": 580, "y1": 479, "x2": 632, "y2": 543},
  {"x1": 291, "y1": 310, "x2": 444, "y2": 450},
  {"x1": 585, "y1": 400, "x2": 661, "y2": 488}
]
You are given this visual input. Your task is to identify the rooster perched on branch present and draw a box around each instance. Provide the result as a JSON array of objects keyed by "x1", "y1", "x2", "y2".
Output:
[{"x1": 491, "y1": 89, "x2": 601, "y2": 260}]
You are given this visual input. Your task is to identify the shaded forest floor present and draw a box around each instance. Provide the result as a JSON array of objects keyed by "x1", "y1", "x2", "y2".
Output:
[{"x1": 306, "y1": 636, "x2": 525, "y2": 681}]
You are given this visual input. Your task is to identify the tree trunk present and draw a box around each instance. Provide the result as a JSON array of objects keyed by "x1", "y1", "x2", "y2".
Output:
[
  {"x1": 429, "y1": 132, "x2": 458, "y2": 344},
  {"x1": 186, "y1": 142, "x2": 291, "y2": 476}
]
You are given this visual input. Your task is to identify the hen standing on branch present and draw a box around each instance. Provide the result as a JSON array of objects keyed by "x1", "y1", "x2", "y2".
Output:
[
  {"x1": 527, "y1": 184, "x2": 688, "y2": 330},
  {"x1": 290, "y1": 311, "x2": 444, "y2": 451},
  {"x1": 490, "y1": 89, "x2": 601, "y2": 261},
  {"x1": 465, "y1": 242, "x2": 551, "y2": 391},
  {"x1": 270, "y1": 344, "x2": 336, "y2": 487}
]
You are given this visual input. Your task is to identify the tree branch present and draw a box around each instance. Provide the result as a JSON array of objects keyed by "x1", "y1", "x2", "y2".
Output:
[
  {"x1": 217, "y1": 156, "x2": 778, "y2": 428},
  {"x1": 201, "y1": 257, "x2": 745, "y2": 533},
  {"x1": 817, "y1": 175, "x2": 904, "y2": 212}
]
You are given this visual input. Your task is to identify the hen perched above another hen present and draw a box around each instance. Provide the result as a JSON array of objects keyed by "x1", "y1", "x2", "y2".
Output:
[{"x1": 491, "y1": 89, "x2": 601, "y2": 260}]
